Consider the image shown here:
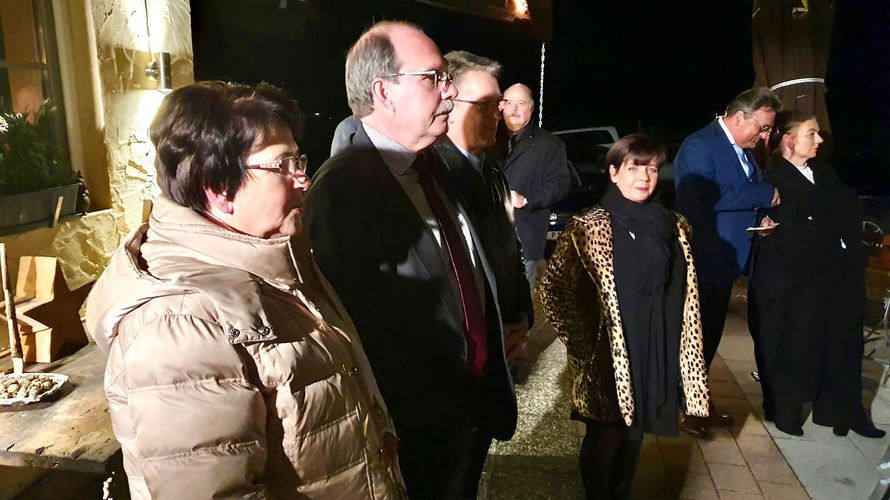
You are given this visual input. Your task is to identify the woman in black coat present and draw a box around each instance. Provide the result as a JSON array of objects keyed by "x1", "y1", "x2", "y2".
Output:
[{"x1": 751, "y1": 110, "x2": 885, "y2": 438}]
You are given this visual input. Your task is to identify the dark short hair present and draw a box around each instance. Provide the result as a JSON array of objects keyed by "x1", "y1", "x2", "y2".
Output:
[
  {"x1": 605, "y1": 133, "x2": 667, "y2": 171},
  {"x1": 149, "y1": 81, "x2": 303, "y2": 211},
  {"x1": 768, "y1": 109, "x2": 816, "y2": 153},
  {"x1": 725, "y1": 87, "x2": 782, "y2": 116}
]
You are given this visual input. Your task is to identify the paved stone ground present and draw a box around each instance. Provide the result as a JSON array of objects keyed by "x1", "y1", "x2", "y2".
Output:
[
  {"x1": 719, "y1": 312, "x2": 890, "y2": 500},
  {"x1": 478, "y1": 295, "x2": 887, "y2": 499}
]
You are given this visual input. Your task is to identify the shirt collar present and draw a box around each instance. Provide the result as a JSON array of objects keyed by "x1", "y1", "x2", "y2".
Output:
[
  {"x1": 512, "y1": 121, "x2": 534, "y2": 141},
  {"x1": 454, "y1": 143, "x2": 483, "y2": 169},
  {"x1": 362, "y1": 121, "x2": 417, "y2": 174},
  {"x1": 717, "y1": 116, "x2": 739, "y2": 148}
]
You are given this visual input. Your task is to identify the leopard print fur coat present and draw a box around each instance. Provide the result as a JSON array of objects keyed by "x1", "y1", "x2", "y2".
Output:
[{"x1": 540, "y1": 207, "x2": 710, "y2": 426}]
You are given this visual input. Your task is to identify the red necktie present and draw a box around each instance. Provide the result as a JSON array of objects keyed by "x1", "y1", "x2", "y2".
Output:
[{"x1": 414, "y1": 153, "x2": 488, "y2": 377}]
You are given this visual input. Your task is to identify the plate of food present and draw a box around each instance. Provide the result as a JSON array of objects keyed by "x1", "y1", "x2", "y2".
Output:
[{"x1": 0, "y1": 373, "x2": 68, "y2": 405}]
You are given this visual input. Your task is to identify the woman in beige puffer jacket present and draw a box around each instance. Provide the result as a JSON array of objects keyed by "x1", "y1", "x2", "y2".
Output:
[{"x1": 85, "y1": 82, "x2": 405, "y2": 499}]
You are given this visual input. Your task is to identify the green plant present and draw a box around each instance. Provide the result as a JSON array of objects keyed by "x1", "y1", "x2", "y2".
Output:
[{"x1": 0, "y1": 100, "x2": 80, "y2": 196}]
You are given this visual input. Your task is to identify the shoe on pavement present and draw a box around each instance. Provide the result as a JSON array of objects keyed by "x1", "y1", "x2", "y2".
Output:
[{"x1": 680, "y1": 414, "x2": 709, "y2": 439}]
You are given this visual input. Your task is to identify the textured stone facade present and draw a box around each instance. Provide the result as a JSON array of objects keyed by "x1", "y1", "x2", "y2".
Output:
[{"x1": 0, "y1": 0, "x2": 193, "y2": 334}]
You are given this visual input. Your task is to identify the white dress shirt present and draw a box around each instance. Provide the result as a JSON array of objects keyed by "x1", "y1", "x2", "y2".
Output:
[{"x1": 717, "y1": 116, "x2": 753, "y2": 178}]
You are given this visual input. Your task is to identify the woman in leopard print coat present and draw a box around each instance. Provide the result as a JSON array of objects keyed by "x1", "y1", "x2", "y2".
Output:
[{"x1": 540, "y1": 134, "x2": 710, "y2": 499}]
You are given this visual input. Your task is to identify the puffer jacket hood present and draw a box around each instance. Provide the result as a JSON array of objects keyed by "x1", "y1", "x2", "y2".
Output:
[{"x1": 86, "y1": 195, "x2": 405, "y2": 499}]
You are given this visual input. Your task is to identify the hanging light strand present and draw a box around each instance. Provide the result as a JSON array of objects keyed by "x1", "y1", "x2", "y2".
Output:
[{"x1": 538, "y1": 41, "x2": 545, "y2": 128}]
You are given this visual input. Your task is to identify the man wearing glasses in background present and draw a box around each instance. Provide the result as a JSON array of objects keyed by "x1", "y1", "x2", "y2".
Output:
[
  {"x1": 674, "y1": 87, "x2": 782, "y2": 438},
  {"x1": 433, "y1": 50, "x2": 535, "y2": 495},
  {"x1": 499, "y1": 83, "x2": 572, "y2": 296},
  {"x1": 305, "y1": 22, "x2": 518, "y2": 499}
]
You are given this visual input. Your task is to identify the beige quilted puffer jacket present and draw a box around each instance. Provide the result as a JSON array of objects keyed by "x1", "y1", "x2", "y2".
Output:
[{"x1": 86, "y1": 196, "x2": 406, "y2": 499}]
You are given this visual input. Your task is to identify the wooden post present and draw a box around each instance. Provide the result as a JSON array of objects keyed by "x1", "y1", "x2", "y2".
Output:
[
  {"x1": 0, "y1": 244, "x2": 24, "y2": 373},
  {"x1": 50, "y1": 194, "x2": 65, "y2": 228}
]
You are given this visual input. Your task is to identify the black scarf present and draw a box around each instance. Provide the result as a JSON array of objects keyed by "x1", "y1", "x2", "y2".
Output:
[
  {"x1": 600, "y1": 185, "x2": 675, "y2": 294},
  {"x1": 601, "y1": 184, "x2": 683, "y2": 437}
]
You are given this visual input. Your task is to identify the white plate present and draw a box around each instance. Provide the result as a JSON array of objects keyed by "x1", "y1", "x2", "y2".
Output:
[{"x1": 0, "y1": 372, "x2": 69, "y2": 406}]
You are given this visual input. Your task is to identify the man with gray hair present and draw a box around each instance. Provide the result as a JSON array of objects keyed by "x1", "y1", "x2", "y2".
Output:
[
  {"x1": 433, "y1": 49, "x2": 534, "y2": 495},
  {"x1": 304, "y1": 22, "x2": 518, "y2": 499},
  {"x1": 674, "y1": 87, "x2": 782, "y2": 437}
]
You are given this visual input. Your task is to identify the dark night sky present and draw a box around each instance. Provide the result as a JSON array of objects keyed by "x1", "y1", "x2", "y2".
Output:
[{"x1": 192, "y1": 0, "x2": 889, "y2": 189}]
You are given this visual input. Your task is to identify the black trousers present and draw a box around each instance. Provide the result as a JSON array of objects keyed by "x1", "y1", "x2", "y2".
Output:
[
  {"x1": 699, "y1": 280, "x2": 772, "y2": 412},
  {"x1": 746, "y1": 282, "x2": 774, "y2": 416},
  {"x1": 397, "y1": 425, "x2": 489, "y2": 500},
  {"x1": 698, "y1": 282, "x2": 733, "y2": 368},
  {"x1": 579, "y1": 421, "x2": 642, "y2": 500}
]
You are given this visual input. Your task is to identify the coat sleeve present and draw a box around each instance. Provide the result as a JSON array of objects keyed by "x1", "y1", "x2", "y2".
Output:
[
  {"x1": 674, "y1": 136, "x2": 774, "y2": 216},
  {"x1": 122, "y1": 315, "x2": 267, "y2": 499},
  {"x1": 495, "y1": 168, "x2": 535, "y2": 328},
  {"x1": 523, "y1": 138, "x2": 571, "y2": 211},
  {"x1": 540, "y1": 218, "x2": 600, "y2": 362},
  {"x1": 304, "y1": 164, "x2": 379, "y2": 324}
]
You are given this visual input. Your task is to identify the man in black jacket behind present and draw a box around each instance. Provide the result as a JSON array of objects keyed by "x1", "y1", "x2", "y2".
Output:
[
  {"x1": 434, "y1": 49, "x2": 534, "y2": 495},
  {"x1": 499, "y1": 83, "x2": 572, "y2": 288}
]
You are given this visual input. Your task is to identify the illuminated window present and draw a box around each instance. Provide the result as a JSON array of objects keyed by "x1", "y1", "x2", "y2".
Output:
[{"x1": 0, "y1": 0, "x2": 69, "y2": 169}]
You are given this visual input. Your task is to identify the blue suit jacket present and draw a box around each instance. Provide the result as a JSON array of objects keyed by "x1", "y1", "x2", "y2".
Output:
[{"x1": 674, "y1": 120, "x2": 775, "y2": 285}]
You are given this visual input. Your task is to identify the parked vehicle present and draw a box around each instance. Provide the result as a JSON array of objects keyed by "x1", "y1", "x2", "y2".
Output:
[{"x1": 544, "y1": 127, "x2": 617, "y2": 256}]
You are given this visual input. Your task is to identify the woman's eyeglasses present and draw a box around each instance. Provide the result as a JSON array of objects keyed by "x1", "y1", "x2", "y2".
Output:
[{"x1": 245, "y1": 154, "x2": 308, "y2": 178}]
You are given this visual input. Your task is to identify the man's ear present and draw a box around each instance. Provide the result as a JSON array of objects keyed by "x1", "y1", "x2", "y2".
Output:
[
  {"x1": 731, "y1": 110, "x2": 745, "y2": 126},
  {"x1": 204, "y1": 187, "x2": 233, "y2": 214},
  {"x1": 370, "y1": 78, "x2": 395, "y2": 113}
]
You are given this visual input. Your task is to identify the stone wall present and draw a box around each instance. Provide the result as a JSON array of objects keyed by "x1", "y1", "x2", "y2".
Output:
[{"x1": 0, "y1": 0, "x2": 193, "y2": 342}]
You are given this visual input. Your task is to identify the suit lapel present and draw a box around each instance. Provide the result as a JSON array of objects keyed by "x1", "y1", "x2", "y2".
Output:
[
  {"x1": 353, "y1": 126, "x2": 445, "y2": 281},
  {"x1": 429, "y1": 150, "x2": 507, "y2": 358},
  {"x1": 503, "y1": 129, "x2": 535, "y2": 170},
  {"x1": 709, "y1": 121, "x2": 755, "y2": 183}
]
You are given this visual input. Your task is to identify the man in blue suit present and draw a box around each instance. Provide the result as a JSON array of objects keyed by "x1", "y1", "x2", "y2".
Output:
[{"x1": 674, "y1": 87, "x2": 782, "y2": 433}]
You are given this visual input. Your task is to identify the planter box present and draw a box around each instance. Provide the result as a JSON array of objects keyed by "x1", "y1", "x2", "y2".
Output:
[{"x1": 0, "y1": 184, "x2": 79, "y2": 229}]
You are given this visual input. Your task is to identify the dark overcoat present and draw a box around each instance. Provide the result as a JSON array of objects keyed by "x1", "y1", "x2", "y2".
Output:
[
  {"x1": 304, "y1": 125, "x2": 518, "y2": 441},
  {"x1": 500, "y1": 125, "x2": 572, "y2": 261}
]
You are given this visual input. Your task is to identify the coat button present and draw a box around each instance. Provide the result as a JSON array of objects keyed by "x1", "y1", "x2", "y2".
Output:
[
  {"x1": 377, "y1": 448, "x2": 384, "y2": 457},
  {"x1": 350, "y1": 367, "x2": 359, "y2": 376},
  {"x1": 258, "y1": 325, "x2": 271, "y2": 336},
  {"x1": 228, "y1": 327, "x2": 240, "y2": 340}
]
